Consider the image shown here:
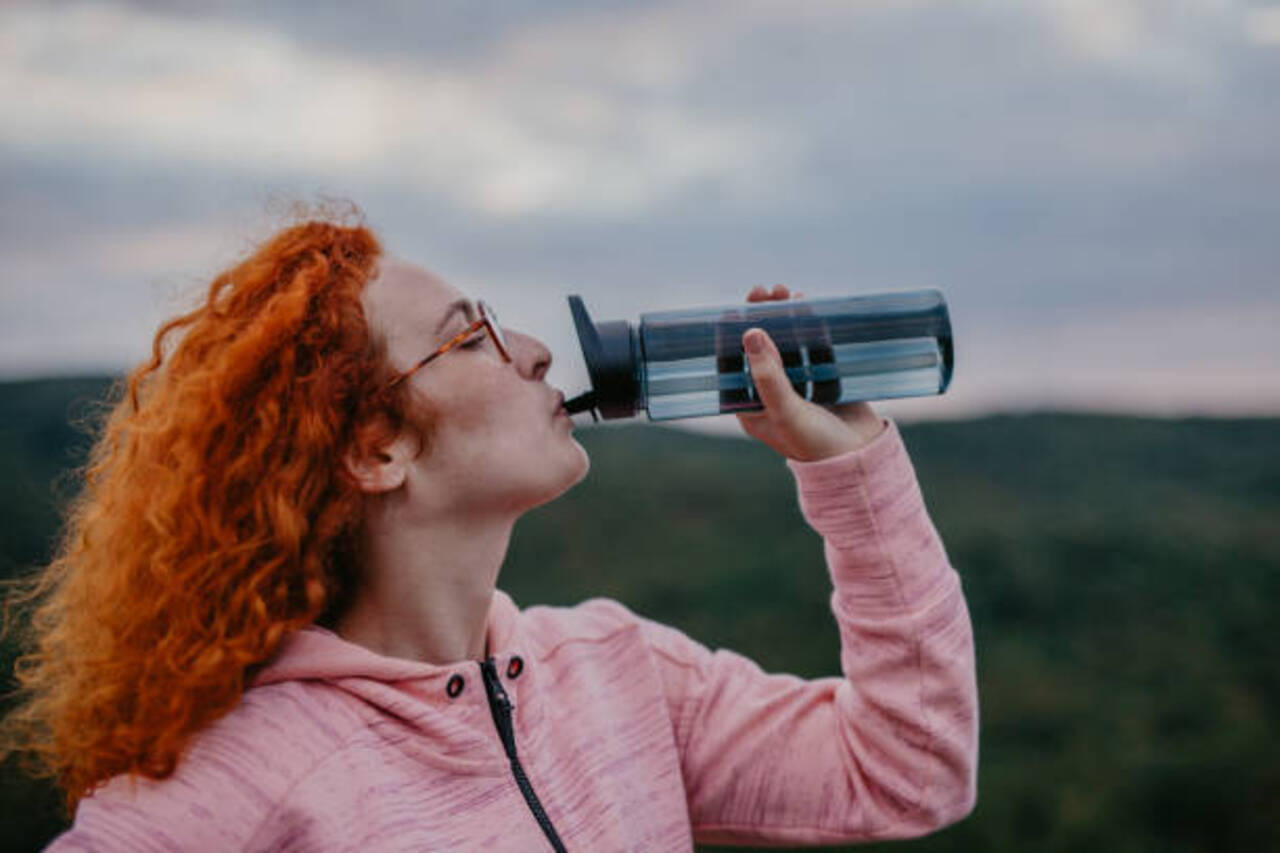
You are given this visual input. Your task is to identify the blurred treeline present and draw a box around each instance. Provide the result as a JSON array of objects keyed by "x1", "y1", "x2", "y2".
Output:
[{"x1": 2, "y1": 377, "x2": 1277, "y2": 851}]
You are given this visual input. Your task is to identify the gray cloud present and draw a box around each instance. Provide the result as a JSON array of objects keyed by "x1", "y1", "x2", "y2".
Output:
[{"x1": 2, "y1": 0, "x2": 1277, "y2": 418}]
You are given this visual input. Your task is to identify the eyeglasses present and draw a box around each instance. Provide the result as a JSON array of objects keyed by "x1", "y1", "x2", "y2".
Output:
[{"x1": 387, "y1": 300, "x2": 511, "y2": 390}]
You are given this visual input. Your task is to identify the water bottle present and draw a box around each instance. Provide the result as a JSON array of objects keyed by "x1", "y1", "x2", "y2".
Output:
[{"x1": 562, "y1": 290, "x2": 954, "y2": 421}]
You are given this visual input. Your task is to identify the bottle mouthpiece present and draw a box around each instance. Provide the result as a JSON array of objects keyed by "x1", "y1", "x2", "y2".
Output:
[{"x1": 563, "y1": 390, "x2": 599, "y2": 422}]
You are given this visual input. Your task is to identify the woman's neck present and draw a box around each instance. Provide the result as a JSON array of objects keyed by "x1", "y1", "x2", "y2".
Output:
[{"x1": 334, "y1": 506, "x2": 516, "y2": 665}]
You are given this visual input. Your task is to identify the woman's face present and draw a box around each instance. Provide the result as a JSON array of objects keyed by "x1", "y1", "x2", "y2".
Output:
[{"x1": 363, "y1": 257, "x2": 589, "y2": 516}]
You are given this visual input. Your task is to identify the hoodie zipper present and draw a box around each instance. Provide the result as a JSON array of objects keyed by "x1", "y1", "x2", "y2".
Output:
[{"x1": 479, "y1": 657, "x2": 568, "y2": 853}]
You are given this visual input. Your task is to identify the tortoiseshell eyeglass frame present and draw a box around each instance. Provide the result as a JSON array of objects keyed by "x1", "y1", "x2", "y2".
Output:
[{"x1": 386, "y1": 300, "x2": 511, "y2": 390}]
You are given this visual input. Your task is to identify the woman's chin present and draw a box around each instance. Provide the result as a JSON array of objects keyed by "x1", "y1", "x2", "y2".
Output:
[
  {"x1": 529, "y1": 444, "x2": 590, "y2": 510},
  {"x1": 569, "y1": 445, "x2": 590, "y2": 489}
]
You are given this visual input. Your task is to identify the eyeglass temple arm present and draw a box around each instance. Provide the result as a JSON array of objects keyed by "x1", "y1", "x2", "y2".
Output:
[{"x1": 389, "y1": 321, "x2": 483, "y2": 388}]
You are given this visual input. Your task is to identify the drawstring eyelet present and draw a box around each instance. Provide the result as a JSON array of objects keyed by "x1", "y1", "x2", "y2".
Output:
[
  {"x1": 446, "y1": 673, "x2": 465, "y2": 698},
  {"x1": 506, "y1": 656, "x2": 524, "y2": 679}
]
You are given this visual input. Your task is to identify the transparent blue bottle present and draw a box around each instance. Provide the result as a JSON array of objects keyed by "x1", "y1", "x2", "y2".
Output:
[{"x1": 563, "y1": 290, "x2": 954, "y2": 422}]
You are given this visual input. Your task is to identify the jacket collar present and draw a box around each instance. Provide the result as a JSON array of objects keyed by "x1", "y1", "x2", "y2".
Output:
[
  {"x1": 251, "y1": 588, "x2": 523, "y2": 688},
  {"x1": 248, "y1": 590, "x2": 542, "y2": 773}
]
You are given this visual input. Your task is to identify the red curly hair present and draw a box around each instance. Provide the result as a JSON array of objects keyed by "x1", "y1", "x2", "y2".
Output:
[{"x1": 1, "y1": 215, "x2": 411, "y2": 810}]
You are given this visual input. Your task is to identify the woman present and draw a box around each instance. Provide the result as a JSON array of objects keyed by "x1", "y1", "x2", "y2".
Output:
[{"x1": 5, "y1": 217, "x2": 977, "y2": 850}]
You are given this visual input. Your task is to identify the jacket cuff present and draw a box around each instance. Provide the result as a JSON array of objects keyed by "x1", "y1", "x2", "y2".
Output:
[
  {"x1": 784, "y1": 418, "x2": 924, "y2": 553},
  {"x1": 784, "y1": 417, "x2": 897, "y2": 486}
]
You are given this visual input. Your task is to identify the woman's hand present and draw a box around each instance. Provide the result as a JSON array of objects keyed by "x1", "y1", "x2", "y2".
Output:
[{"x1": 736, "y1": 284, "x2": 887, "y2": 462}]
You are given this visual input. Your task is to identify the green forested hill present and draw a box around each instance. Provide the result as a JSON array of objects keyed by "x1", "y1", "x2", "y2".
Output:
[{"x1": 2, "y1": 377, "x2": 1277, "y2": 851}]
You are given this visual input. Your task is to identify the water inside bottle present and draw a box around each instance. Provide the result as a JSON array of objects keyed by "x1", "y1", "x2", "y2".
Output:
[
  {"x1": 638, "y1": 292, "x2": 951, "y2": 421},
  {"x1": 642, "y1": 338, "x2": 946, "y2": 420}
]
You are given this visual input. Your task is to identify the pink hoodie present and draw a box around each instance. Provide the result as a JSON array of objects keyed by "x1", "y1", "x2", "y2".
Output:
[{"x1": 49, "y1": 420, "x2": 977, "y2": 851}]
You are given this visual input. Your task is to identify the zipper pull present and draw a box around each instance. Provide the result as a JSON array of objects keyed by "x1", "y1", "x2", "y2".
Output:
[{"x1": 480, "y1": 657, "x2": 518, "y2": 759}]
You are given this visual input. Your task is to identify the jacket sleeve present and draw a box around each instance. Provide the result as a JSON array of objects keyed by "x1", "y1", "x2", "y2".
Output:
[{"x1": 638, "y1": 419, "x2": 978, "y2": 846}]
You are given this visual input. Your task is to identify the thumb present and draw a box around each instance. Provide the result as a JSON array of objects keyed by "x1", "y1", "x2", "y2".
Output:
[{"x1": 742, "y1": 328, "x2": 798, "y2": 414}]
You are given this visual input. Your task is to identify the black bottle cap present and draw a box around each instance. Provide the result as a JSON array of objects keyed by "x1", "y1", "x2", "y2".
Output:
[{"x1": 566, "y1": 295, "x2": 640, "y2": 420}]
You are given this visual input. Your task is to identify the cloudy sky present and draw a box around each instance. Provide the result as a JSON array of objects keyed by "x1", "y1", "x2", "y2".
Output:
[{"x1": 2, "y1": 0, "x2": 1278, "y2": 424}]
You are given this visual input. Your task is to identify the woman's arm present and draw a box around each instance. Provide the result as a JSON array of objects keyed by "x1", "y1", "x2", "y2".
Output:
[
  {"x1": 640, "y1": 418, "x2": 978, "y2": 845},
  {"x1": 636, "y1": 293, "x2": 977, "y2": 844}
]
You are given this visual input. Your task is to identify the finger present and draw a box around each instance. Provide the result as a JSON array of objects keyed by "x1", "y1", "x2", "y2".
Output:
[
  {"x1": 742, "y1": 328, "x2": 800, "y2": 415},
  {"x1": 746, "y1": 284, "x2": 770, "y2": 302},
  {"x1": 793, "y1": 291, "x2": 805, "y2": 300},
  {"x1": 770, "y1": 284, "x2": 789, "y2": 299}
]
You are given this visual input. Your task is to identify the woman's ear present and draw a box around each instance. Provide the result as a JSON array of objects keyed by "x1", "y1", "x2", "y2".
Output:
[{"x1": 342, "y1": 422, "x2": 414, "y2": 494}]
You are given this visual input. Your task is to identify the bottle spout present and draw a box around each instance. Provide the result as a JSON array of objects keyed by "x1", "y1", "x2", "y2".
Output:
[{"x1": 563, "y1": 390, "x2": 599, "y2": 422}]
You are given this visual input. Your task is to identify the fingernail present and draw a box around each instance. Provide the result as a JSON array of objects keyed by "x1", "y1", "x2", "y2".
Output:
[{"x1": 744, "y1": 329, "x2": 764, "y2": 354}]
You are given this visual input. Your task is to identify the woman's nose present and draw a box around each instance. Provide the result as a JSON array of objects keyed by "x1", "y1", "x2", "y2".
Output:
[{"x1": 506, "y1": 329, "x2": 551, "y2": 381}]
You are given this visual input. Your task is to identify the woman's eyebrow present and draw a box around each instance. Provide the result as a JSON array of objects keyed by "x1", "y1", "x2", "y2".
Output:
[{"x1": 434, "y1": 299, "x2": 475, "y2": 334}]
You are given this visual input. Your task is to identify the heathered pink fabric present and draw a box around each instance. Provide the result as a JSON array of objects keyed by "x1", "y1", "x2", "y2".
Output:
[{"x1": 48, "y1": 420, "x2": 978, "y2": 851}]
